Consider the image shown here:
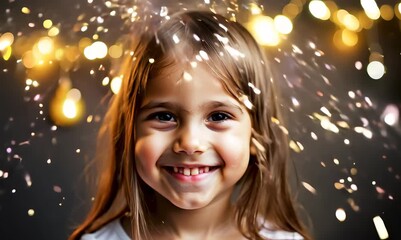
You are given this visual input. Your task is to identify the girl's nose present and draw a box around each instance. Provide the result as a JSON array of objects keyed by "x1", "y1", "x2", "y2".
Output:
[{"x1": 173, "y1": 124, "x2": 207, "y2": 155}]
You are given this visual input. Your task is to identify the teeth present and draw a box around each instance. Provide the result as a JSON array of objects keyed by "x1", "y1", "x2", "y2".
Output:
[
  {"x1": 183, "y1": 168, "x2": 191, "y2": 176},
  {"x1": 191, "y1": 168, "x2": 199, "y2": 175},
  {"x1": 171, "y1": 167, "x2": 213, "y2": 176}
]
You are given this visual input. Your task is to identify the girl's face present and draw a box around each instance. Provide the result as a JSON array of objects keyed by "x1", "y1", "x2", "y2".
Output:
[{"x1": 134, "y1": 63, "x2": 252, "y2": 210}]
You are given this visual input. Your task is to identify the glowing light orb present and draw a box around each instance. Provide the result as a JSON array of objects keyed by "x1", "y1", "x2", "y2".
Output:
[
  {"x1": 274, "y1": 15, "x2": 293, "y2": 34},
  {"x1": 110, "y1": 76, "x2": 122, "y2": 94},
  {"x1": 248, "y1": 15, "x2": 280, "y2": 46},
  {"x1": 367, "y1": 61, "x2": 385, "y2": 80},
  {"x1": 309, "y1": 0, "x2": 331, "y2": 20},
  {"x1": 63, "y1": 99, "x2": 78, "y2": 119},
  {"x1": 43, "y1": 19, "x2": 53, "y2": 29},
  {"x1": 380, "y1": 5, "x2": 394, "y2": 21},
  {"x1": 381, "y1": 104, "x2": 399, "y2": 126},
  {"x1": 361, "y1": 0, "x2": 380, "y2": 20},
  {"x1": 0, "y1": 32, "x2": 14, "y2": 51},
  {"x1": 37, "y1": 37, "x2": 54, "y2": 55},
  {"x1": 335, "y1": 208, "x2": 346, "y2": 222},
  {"x1": 27, "y1": 209, "x2": 35, "y2": 216},
  {"x1": 341, "y1": 29, "x2": 358, "y2": 47}
]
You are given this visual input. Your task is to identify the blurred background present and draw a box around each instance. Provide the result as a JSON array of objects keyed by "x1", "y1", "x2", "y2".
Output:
[{"x1": 0, "y1": 0, "x2": 400, "y2": 239}]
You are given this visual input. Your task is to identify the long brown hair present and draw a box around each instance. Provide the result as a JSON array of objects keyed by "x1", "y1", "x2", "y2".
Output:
[{"x1": 69, "y1": 11, "x2": 311, "y2": 240}]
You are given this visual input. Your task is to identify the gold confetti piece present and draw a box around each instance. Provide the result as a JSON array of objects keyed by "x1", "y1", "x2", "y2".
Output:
[
  {"x1": 347, "y1": 198, "x2": 360, "y2": 212},
  {"x1": 350, "y1": 168, "x2": 358, "y2": 175},
  {"x1": 334, "y1": 182, "x2": 344, "y2": 190},
  {"x1": 373, "y1": 216, "x2": 389, "y2": 239},
  {"x1": 302, "y1": 181, "x2": 316, "y2": 194}
]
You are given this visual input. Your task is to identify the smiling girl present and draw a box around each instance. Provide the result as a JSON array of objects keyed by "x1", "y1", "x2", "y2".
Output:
[{"x1": 69, "y1": 10, "x2": 311, "y2": 240}]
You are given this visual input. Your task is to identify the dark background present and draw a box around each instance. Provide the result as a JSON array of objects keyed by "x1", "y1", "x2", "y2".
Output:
[{"x1": 0, "y1": 0, "x2": 400, "y2": 239}]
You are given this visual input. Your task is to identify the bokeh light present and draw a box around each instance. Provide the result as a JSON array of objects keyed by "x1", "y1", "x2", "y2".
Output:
[
  {"x1": 335, "y1": 208, "x2": 347, "y2": 222},
  {"x1": 248, "y1": 15, "x2": 280, "y2": 46},
  {"x1": 309, "y1": 0, "x2": 331, "y2": 20},
  {"x1": 110, "y1": 76, "x2": 122, "y2": 94},
  {"x1": 0, "y1": 32, "x2": 14, "y2": 51},
  {"x1": 373, "y1": 216, "x2": 389, "y2": 239},
  {"x1": 274, "y1": 15, "x2": 293, "y2": 35},
  {"x1": 361, "y1": 0, "x2": 381, "y2": 20},
  {"x1": 367, "y1": 61, "x2": 385, "y2": 80}
]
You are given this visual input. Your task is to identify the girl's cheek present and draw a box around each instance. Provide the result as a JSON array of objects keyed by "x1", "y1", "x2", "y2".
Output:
[
  {"x1": 214, "y1": 133, "x2": 251, "y2": 168},
  {"x1": 135, "y1": 135, "x2": 166, "y2": 168}
]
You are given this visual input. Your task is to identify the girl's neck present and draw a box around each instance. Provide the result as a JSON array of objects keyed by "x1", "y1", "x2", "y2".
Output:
[
  {"x1": 151, "y1": 191, "x2": 235, "y2": 239},
  {"x1": 122, "y1": 189, "x2": 245, "y2": 240}
]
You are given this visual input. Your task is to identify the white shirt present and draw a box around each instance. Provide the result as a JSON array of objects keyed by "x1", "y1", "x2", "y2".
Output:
[{"x1": 81, "y1": 219, "x2": 303, "y2": 240}]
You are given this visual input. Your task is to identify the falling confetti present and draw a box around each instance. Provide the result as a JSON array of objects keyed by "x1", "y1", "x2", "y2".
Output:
[{"x1": 0, "y1": 0, "x2": 400, "y2": 239}]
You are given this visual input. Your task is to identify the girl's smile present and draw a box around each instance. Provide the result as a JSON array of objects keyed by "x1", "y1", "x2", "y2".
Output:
[{"x1": 134, "y1": 63, "x2": 252, "y2": 209}]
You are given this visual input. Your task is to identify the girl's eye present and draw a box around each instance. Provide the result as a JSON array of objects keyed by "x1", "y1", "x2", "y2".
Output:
[
  {"x1": 148, "y1": 112, "x2": 176, "y2": 122},
  {"x1": 208, "y1": 112, "x2": 231, "y2": 122}
]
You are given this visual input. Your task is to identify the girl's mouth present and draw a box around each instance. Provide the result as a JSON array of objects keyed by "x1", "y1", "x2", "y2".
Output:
[{"x1": 163, "y1": 166, "x2": 220, "y2": 176}]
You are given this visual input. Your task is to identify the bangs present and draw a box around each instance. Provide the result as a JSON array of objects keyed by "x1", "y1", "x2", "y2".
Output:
[{"x1": 143, "y1": 12, "x2": 254, "y2": 107}]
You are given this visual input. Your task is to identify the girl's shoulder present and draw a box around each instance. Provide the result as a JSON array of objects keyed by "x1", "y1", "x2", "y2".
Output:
[
  {"x1": 80, "y1": 219, "x2": 130, "y2": 240},
  {"x1": 259, "y1": 228, "x2": 303, "y2": 240},
  {"x1": 259, "y1": 221, "x2": 304, "y2": 240},
  {"x1": 80, "y1": 218, "x2": 303, "y2": 240}
]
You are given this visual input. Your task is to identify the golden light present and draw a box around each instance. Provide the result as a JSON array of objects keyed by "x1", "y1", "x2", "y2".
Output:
[
  {"x1": 50, "y1": 81, "x2": 85, "y2": 126},
  {"x1": 2, "y1": 46, "x2": 12, "y2": 60},
  {"x1": 0, "y1": 32, "x2": 14, "y2": 51},
  {"x1": 110, "y1": 76, "x2": 122, "y2": 94},
  {"x1": 274, "y1": 15, "x2": 293, "y2": 34},
  {"x1": 248, "y1": 15, "x2": 280, "y2": 46},
  {"x1": 380, "y1": 5, "x2": 394, "y2": 21},
  {"x1": 283, "y1": 3, "x2": 300, "y2": 19},
  {"x1": 65, "y1": 46, "x2": 80, "y2": 62},
  {"x1": 63, "y1": 99, "x2": 78, "y2": 119},
  {"x1": 22, "y1": 50, "x2": 36, "y2": 68},
  {"x1": 367, "y1": 61, "x2": 385, "y2": 80},
  {"x1": 309, "y1": 0, "x2": 331, "y2": 20},
  {"x1": 55, "y1": 49, "x2": 64, "y2": 61},
  {"x1": 358, "y1": 11, "x2": 374, "y2": 29},
  {"x1": 397, "y1": 3, "x2": 401, "y2": 19},
  {"x1": 43, "y1": 19, "x2": 53, "y2": 29},
  {"x1": 342, "y1": 14, "x2": 360, "y2": 31},
  {"x1": 335, "y1": 9, "x2": 349, "y2": 24},
  {"x1": 102, "y1": 76, "x2": 110, "y2": 86},
  {"x1": 361, "y1": 0, "x2": 380, "y2": 20},
  {"x1": 78, "y1": 37, "x2": 92, "y2": 52},
  {"x1": 21, "y1": 7, "x2": 31, "y2": 14},
  {"x1": 341, "y1": 29, "x2": 358, "y2": 47},
  {"x1": 84, "y1": 41, "x2": 108, "y2": 60},
  {"x1": 37, "y1": 37, "x2": 54, "y2": 55},
  {"x1": 249, "y1": 3, "x2": 262, "y2": 15},
  {"x1": 83, "y1": 45, "x2": 97, "y2": 60},
  {"x1": 109, "y1": 44, "x2": 123, "y2": 58},
  {"x1": 373, "y1": 216, "x2": 389, "y2": 239},
  {"x1": 48, "y1": 26, "x2": 60, "y2": 37}
]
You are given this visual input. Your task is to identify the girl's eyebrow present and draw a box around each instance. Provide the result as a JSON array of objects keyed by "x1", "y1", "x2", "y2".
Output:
[
  {"x1": 139, "y1": 101, "x2": 183, "y2": 112},
  {"x1": 139, "y1": 100, "x2": 244, "y2": 114},
  {"x1": 204, "y1": 101, "x2": 244, "y2": 114}
]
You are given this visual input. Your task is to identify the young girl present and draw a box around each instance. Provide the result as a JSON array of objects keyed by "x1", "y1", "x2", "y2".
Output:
[{"x1": 70, "y1": 10, "x2": 311, "y2": 240}]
